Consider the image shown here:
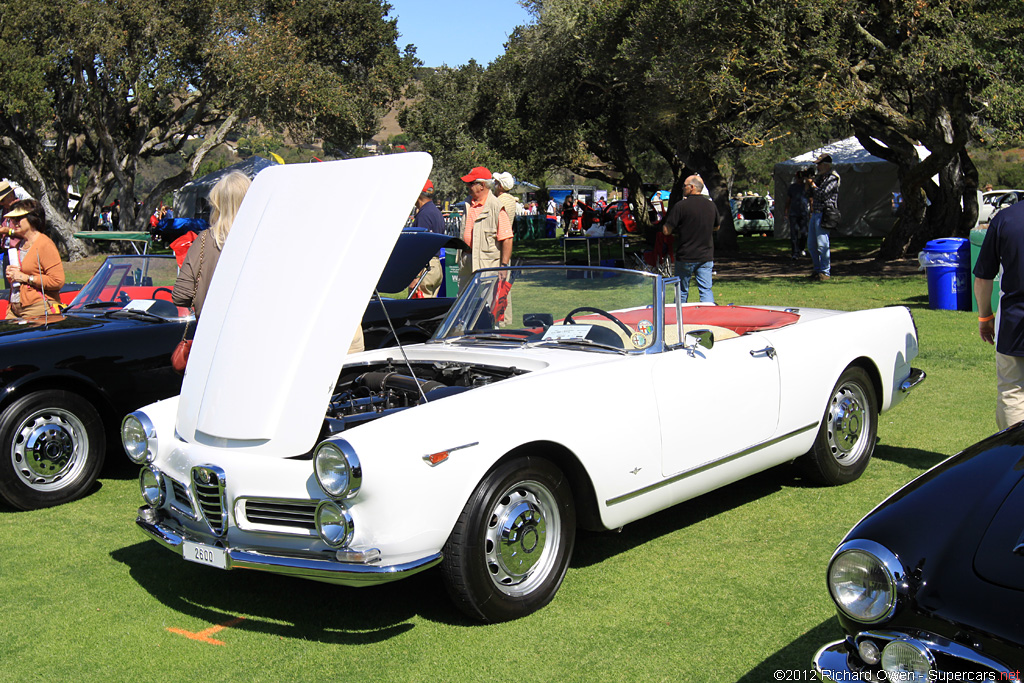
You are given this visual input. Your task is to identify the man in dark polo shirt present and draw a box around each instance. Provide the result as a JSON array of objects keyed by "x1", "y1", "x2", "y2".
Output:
[
  {"x1": 662, "y1": 175, "x2": 720, "y2": 303},
  {"x1": 412, "y1": 180, "x2": 445, "y2": 234},
  {"x1": 975, "y1": 199, "x2": 1024, "y2": 429}
]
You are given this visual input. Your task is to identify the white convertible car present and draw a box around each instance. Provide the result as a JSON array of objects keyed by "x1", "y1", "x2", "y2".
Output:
[{"x1": 123, "y1": 154, "x2": 924, "y2": 621}]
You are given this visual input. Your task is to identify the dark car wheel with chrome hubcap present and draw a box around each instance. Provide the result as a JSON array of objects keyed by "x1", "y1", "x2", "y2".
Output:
[
  {"x1": 0, "y1": 390, "x2": 105, "y2": 510},
  {"x1": 801, "y1": 366, "x2": 878, "y2": 486},
  {"x1": 441, "y1": 457, "x2": 576, "y2": 622}
]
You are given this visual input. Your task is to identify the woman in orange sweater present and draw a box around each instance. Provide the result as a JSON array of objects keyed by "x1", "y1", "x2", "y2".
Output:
[{"x1": 4, "y1": 199, "x2": 65, "y2": 318}]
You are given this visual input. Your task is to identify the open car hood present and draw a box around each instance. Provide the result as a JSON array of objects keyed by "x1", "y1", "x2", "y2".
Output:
[{"x1": 175, "y1": 153, "x2": 433, "y2": 454}]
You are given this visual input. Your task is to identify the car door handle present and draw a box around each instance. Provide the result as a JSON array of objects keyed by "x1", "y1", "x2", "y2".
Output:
[{"x1": 750, "y1": 346, "x2": 776, "y2": 359}]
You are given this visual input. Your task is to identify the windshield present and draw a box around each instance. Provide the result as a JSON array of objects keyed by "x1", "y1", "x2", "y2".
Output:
[
  {"x1": 432, "y1": 266, "x2": 663, "y2": 352},
  {"x1": 68, "y1": 255, "x2": 184, "y2": 314}
]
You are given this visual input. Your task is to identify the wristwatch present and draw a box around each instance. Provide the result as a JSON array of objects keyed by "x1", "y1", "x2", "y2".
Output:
[{"x1": 27, "y1": 275, "x2": 34, "y2": 285}]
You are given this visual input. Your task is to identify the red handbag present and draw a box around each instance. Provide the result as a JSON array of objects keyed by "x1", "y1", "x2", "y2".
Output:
[{"x1": 171, "y1": 339, "x2": 192, "y2": 374}]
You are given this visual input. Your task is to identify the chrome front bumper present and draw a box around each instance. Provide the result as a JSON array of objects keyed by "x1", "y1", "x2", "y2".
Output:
[
  {"x1": 814, "y1": 634, "x2": 1012, "y2": 682},
  {"x1": 813, "y1": 640, "x2": 861, "y2": 682},
  {"x1": 136, "y1": 507, "x2": 443, "y2": 586}
]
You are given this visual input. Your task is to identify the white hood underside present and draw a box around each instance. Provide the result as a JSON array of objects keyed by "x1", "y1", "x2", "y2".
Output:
[{"x1": 175, "y1": 153, "x2": 433, "y2": 454}]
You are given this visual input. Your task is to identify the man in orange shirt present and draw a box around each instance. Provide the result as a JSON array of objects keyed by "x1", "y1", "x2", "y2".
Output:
[{"x1": 458, "y1": 166, "x2": 513, "y2": 290}]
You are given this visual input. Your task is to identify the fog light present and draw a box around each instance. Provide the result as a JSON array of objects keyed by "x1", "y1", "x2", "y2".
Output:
[
  {"x1": 881, "y1": 638, "x2": 934, "y2": 682},
  {"x1": 139, "y1": 467, "x2": 165, "y2": 507},
  {"x1": 857, "y1": 639, "x2": 881, "y2": 666},
  {"x1": 316, "y1": 500, "x2": 354, "y2": 548}
]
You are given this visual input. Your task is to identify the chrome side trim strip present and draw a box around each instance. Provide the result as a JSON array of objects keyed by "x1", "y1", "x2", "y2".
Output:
[
  {"x1": 900, "y1": 367, "x2": 926, "y2": 393},
  {"x1": 136, "y1": 512, "x2": 442, "y2": 586},
  {"x1": 606, "y1": 422, "x2": 818, "y2": 506}
]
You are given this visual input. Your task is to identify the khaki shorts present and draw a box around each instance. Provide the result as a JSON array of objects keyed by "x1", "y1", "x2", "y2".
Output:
[{"x1": 996, "y1": 351, "x2": 1024, "y2": 430}]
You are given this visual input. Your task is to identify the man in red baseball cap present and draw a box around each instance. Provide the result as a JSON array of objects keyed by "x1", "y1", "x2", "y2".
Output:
[{"x1": 459, "y1": 166, "x2": 513, "y2": 290}]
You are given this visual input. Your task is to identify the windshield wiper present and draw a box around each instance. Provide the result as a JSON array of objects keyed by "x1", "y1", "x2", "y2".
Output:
[
  {"x1": 533, "y1": 338, "x2": 628, "y2": 354},
  {"x1": 443, "y1": 333, "x2": 529, "y2": 345},
  {"x1": 104, "y1": 308, "x2": 165, "y2": 323},
  {"x1": 74, "y1": 300, "x2": 123, "y2": 309}
]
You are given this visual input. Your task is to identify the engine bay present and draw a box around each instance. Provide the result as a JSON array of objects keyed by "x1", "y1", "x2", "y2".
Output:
[{"x1": 322, "y1": 359, "x2": 526, "y2": 434}]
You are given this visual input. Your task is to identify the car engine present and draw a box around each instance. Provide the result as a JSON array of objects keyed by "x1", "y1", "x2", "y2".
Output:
[{"x1": 321, "y1": 359, "x2": 525, "y2": 433}]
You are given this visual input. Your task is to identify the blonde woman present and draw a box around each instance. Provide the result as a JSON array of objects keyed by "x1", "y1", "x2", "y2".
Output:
[{"x1": 172, "y1": 171, "x2": 251, "y2": 318}]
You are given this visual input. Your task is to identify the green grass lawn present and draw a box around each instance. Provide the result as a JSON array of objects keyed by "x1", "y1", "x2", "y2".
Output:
[{"x1": 1, "y1": 253, "x2": 996, "y2": 682}]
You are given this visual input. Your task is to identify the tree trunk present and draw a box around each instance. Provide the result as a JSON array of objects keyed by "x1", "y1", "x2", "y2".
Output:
[{"x1": 685, "y1": 148, "x2": 735, "y2": 253}]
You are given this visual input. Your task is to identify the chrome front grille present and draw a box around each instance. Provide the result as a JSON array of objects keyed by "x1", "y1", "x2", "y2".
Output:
[
  {"x1": 191, "y1": 465, "x2": 227, "y2": 536},
  {"x1": 241, "y1": 498, "x2": 318, "y2": 531},
  {"x1": 168, "y1": 477, "x2": 193, "y2": 515}
]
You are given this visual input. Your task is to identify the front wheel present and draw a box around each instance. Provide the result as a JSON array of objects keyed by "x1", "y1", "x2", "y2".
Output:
[
  {"x1": 441, "y1": 457, "x2": 576, "y2": 622},
  {"x1": 801, "y1": 366, "x2": 878, "y2": 485},
  {"x1": 0, "y1": 390, "x2": 106, "y2": 510}
]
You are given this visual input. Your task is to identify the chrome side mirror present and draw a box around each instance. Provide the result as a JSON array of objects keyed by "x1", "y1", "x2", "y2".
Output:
[{"x1": 685, "y1": 329, "x2": 715, "y2": 354}]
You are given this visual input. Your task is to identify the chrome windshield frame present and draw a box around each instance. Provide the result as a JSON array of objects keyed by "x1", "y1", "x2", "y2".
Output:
[{"x1": 432, "y1": 265, "x2": 668, "y2": 354}]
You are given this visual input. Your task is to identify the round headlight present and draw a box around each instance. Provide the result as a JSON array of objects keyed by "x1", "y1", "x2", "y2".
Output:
[
  {"x1": 828, "y1": 539, "x2": 903, "y2": 624},
  {"x1": 857, "y1": 639, "x2": 881, "y2": 666},
  {"x1": 139, "y1": 467, "x2": 165, "y2": 507},
  {"x1": 122, "y1": 412, "x2": 156, "y2": 464},
  {"x1": 314, "y1": 440, "x2": 361, "y2": 500},
  {"x1": 881, "y1": 638, "x2": 934, "y2": 682},
  {"x1": 316, "y1": 500, "x2": 354, "y2": 548}
]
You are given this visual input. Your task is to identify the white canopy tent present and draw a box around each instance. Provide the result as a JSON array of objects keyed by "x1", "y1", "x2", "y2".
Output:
[{"x1": 772, "y1": 137, "x2": 902, "y2": 238}]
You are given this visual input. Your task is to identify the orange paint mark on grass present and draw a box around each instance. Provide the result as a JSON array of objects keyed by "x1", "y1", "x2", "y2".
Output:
[{"x1": 167, "y1": 617, "x2": 246, "y2": 645}]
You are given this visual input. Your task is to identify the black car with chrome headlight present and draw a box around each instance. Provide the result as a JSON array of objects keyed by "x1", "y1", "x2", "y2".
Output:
[{"x1": 814, "y1": 424, "x2": 1024, "y2": 681}]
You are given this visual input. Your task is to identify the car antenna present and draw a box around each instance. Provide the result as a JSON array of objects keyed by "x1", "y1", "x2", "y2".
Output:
[{"x1": 372, "y1": 289, "x2": 430, "y2": 404}]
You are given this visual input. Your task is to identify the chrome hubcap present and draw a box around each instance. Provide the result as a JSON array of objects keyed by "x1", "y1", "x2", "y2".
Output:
[
  {"x1": 827, "y1": 383, "x2": 869, "y2": 463},
  {"x1": 11, "y1": 409, "x2": 88, "y2": 490},
  {"x1": 484, "y1": 481, "x2": 560, "y2": 596}
]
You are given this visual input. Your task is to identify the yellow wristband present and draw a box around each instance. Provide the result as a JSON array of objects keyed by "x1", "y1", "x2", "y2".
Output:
[{"x1": 979, "y1": 314, "x2": 995, "y2": 322}]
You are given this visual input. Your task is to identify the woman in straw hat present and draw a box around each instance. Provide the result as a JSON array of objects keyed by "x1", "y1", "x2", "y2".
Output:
[{"x1": 4, "y1": 199, "x2": 65, "y2": 319}]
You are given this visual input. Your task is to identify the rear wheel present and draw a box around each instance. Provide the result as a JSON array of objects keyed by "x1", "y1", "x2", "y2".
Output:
[
  {"x1": 801, "y1": 366, "x2": 877, "y2": 485},
  {"x1": 0, "y1": 390, "x2": 105, "y2": 510},
  {"x1": 441, "y1": 457, "x2": 576, "y2": 622}
]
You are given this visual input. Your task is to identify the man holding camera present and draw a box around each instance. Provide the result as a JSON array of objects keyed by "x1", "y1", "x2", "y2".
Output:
[{"x1": 807, "y1": 154, "x2": 841, "y2": 280}]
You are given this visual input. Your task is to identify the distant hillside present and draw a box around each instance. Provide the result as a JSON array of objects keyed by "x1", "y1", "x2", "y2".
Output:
[{"x1": 374, "y1": 102, "x2": 406, "y2": 143}]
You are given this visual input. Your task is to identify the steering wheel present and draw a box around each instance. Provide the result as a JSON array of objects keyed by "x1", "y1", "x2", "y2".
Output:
[
  {"x1": 152, "y1": 287, "x2": 174, "y2": 301},
  {"x1": 564, "y1": 306, "x2": 633, "y2": 338}
]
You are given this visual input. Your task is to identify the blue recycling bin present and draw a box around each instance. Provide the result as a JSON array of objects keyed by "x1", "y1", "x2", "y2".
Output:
[{"x1": 920, "y1": 238, "x2": 971, "y2": 311}]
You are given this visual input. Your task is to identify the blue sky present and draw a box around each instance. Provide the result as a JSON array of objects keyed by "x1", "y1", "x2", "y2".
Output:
[{"x1": 386, "y1": 1, "x2": 533, "y2": 68}]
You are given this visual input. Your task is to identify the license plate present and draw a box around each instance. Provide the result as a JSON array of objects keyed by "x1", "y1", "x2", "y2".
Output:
[{"x1": 183, "y1": 541, "x2": 227, "y2": 570}]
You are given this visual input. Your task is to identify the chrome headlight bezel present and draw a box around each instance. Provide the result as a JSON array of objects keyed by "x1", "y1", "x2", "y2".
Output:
[
  {"x1": 827, "y1": 539, "x2": 905, "y2": 624},
  {"x1": 315, "y1": 500, "x2": 354, "y2": 548},
  {"x1": 314, "y1": 439, "x2": 362, "y2": 500},
  {"x1": 122, "y1": 412, "x2": 157, "y2": 464},
  {"x1": 139, "y1": 466, "x2": 165, "y2": 508}
]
